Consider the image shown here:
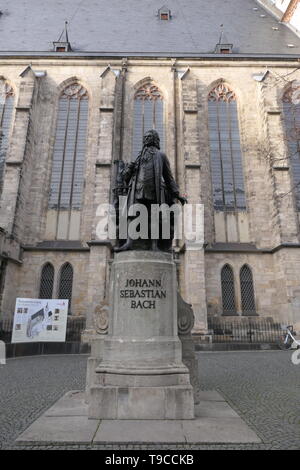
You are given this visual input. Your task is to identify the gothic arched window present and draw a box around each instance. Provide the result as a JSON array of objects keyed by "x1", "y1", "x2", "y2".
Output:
[
  {"x1": 48, "y1": 83, "x2": 88, "y2": 239},
  {"x1": 58, "y1": 262, "x2": 73, "y2": 312},
  {"x1": 39, "y1": 263, "x2": 54, "y2": 299},
  {"x1": 133, "y1": 82, "x2": 164, "y2": 158},
  {"x1": 282, "y1": 82, "x2": 300, "y2": 210},
  {"x1": 240, "y1": 265, "x2": 256, "y2": 315},
  {"x1": 0, "y1": 82, "x2": 15, "y2": 195},
  {"x1": 208, "y1": 83, "x2": 246, "y2": 211},
  {"x1": 221, "y1": 264, "x2": 237, "y2": 315}
]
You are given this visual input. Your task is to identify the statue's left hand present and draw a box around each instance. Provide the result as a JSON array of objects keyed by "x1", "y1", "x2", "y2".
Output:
[
  {"x1": 123, "y1": 161, "x2": 136, "y2": 177},
  {"x1": 177, "y1": 195, "x2": 188, "y2": 205}
]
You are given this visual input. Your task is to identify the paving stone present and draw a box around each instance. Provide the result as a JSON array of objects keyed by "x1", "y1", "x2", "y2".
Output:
[
  {"x1": 94, "y1": 420, "x2": 185, "y2": 444},
  {"x1": 44, "y1": 391, "x2": 87, "y2": 417},
  {"x1": 195, "y1": 401, "x2": 240, "y2": 418},
  {"x1": 182, "y1": 417, "x2": 261, "y2": 443},
  {"x1": 197, "y1": 390, "x2": 225, "y2": 401},
  {"x1": 16, "y1": 416, "x2": 99, "y2": 444},
  {"x1": 15, "y1": 394, "x2": 253, "y2": 445}
]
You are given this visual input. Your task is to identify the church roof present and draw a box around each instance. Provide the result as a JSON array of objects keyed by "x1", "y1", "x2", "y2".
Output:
[{"x1": 0, "y1": 0, "x2": 300, "y2": 56}]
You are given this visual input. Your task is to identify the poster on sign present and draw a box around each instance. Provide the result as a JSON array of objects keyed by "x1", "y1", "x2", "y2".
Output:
[{"x1": 11, "y1": 298, "x2": 68, "y2": 343}]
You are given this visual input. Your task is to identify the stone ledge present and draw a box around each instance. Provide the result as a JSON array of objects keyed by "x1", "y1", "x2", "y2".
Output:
[
  {"x1": 15, "y1": 105, "x2": 31, "y2": 111},
  {"x1": 23, "y1": 240, "x2": 90, "y2": 251},
  {"x1": 273, "y1": 166, "x2": 290, "y2": 171},
  {"x1": 5, "y1": 160, "x2": 23, "y2": 166},
  {"x1": 15, "y1": 390, "x2": 261, "y2": 445}
]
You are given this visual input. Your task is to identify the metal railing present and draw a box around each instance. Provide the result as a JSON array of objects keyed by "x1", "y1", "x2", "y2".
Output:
[
  {"x1": 1, "y1": 315, "x2": 286, "y2": 347},
  {"x1": 208, "y1": 317, "x2": 283, "y2": 344}
]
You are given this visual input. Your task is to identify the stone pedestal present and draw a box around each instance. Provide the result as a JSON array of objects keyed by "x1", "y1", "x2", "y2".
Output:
[{"x1": 87, "y1": 251, "x2": 194, "y2": 419}]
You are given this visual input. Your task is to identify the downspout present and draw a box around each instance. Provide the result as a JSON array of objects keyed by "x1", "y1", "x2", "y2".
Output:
[
  {"x1": 281, "y1": 0, "x2": 299, "y2": 23},
  {"x1": 110, "y1": 58, "x2": 128, "y2": 206}
]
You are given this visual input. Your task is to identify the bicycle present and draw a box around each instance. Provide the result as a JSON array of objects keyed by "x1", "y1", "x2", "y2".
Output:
[{"x1": 278, "y1": 325, "x2": 300, "y2": 350}]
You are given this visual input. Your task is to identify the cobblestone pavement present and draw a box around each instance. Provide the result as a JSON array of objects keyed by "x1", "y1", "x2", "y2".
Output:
[{"x1": 0, "y1": 351, "x2": 299, "y2": 450}]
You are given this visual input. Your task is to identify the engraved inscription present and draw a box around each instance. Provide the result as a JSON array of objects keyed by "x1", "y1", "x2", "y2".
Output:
[{"x1": 120, "y1": 278, "x2": 167, "y2": 309}]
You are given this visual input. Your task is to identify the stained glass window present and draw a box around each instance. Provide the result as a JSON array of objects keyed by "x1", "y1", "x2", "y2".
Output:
[
  {"x1": 133, "y1": 83, "x2": 164, "y2": 158},
  {"x1": 240, "y1": 265, "x2": 256, "y2": 315},
  {"x1": 39, "y1": 263, "x2": 54, "y2": 299},
  {"x1": 208, "y1": 83, "x2": 246, "y2": 211},
  {"x1": 49, "y1": 83, "x2": 88, "y2": 211},
  {"x1": 58, "y1": 262, "x2": 73, "y2": 312},
  {"x1": 221, "y1": 264, "x2": 237, "y2": 315}
]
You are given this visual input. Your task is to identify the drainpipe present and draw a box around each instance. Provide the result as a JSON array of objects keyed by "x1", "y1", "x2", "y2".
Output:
[
  {"x1": 281, "y1": 0, "x2": 299, "y2": 23},
  {"x1": 110, "y1": 58, "x2": 127, "y2": 207}
]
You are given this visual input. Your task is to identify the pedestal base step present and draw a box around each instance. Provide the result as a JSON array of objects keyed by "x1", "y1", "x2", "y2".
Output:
[
  {"x1": 15, "y1": 390, "x2": 261, "y2": 446},
  {"x1": 89, "y1": 384, "x2": 194, "y2": 420}
]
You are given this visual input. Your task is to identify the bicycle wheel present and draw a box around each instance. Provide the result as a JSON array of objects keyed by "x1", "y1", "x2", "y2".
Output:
[{"x1": 278, "y1": 334, "x2": 293, "y2": 350}]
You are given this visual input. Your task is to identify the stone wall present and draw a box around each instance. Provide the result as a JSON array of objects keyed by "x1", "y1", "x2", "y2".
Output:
[
  {"x1": 17, "y1": 250, "x2": 90, "y2": 316},
  {"x1": 205, "y1": 251, "x2": 283, "y2": 319}
]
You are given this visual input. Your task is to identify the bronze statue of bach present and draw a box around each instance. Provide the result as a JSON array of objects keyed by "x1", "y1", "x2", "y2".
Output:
[{"x1": 114, "y1": 129, "x2": 187, "y2": 252}]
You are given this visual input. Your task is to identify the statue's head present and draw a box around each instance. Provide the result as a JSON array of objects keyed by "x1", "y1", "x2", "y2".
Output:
[{"x1": 143, "y1": 129, "x2": 160, "y2": 149}]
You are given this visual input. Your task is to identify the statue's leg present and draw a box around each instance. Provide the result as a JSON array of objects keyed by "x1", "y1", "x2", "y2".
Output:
[
  {"x1": 114, "y1": 239, "x2": 134, "y2": 252},
  {"x1": 114, "y1": 216, "x2": 134, "y2": 252},
  {"x1": 150, "y1": 200, "x2": 164, "y2": 252},
  {"x1": 151, "y1": 239, "x2": 158, "y2": 251},
  {"x1": 163, "y1": 208, "x2": 174, "y2": 252}
]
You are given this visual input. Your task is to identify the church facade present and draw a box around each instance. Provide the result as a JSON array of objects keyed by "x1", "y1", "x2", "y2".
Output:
[{"x1": 0, "y1": 0, "x2": 300, "y2": 335}]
